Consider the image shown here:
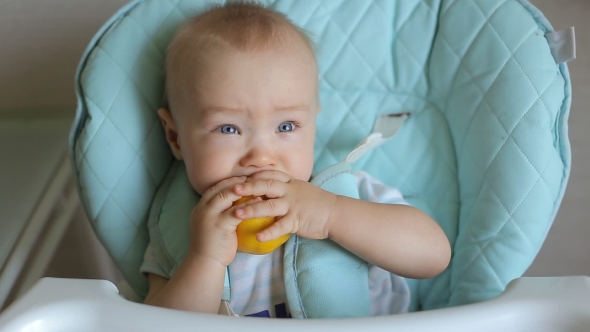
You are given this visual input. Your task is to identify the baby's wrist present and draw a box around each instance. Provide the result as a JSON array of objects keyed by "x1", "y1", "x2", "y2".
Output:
[
  {"x1": 186, "y1": 242, "x2": 233, "y2": 266},
  {"x1": 184, "y1": 250, "x2": 229, "y2": 270},
  {"x1": 324, "y1": 193, "x2": 341, "y2": 239}
]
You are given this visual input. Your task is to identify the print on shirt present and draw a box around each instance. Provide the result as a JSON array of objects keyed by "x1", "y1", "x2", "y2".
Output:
[{"x1": 246, "y1": 303, "x2": 291, "y2": 318}]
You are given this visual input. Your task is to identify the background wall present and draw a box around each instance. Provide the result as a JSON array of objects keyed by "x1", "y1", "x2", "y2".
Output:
[
  {"x1": 0, "y1": 0, "x2": 587, "y2": 284},
  {"x1": 0, "y1": 0, "x2": 130, "y2": 285},
  {"x1": 0, "y1": 0, "x2": 128, "y2": 116},
  {"x1": 524, "y1": 0, "x2": 589, "y2": 277}
]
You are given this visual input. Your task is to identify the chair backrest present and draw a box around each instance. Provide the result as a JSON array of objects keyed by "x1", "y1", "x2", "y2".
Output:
[{"x1": 70, "y1": 0, "x2": 571, "y2": 311}]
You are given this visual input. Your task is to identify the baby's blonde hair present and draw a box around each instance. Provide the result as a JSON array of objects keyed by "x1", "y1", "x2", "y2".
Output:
[{"x1": 162, "y1": 1, "x2": 316, "y2": 112}]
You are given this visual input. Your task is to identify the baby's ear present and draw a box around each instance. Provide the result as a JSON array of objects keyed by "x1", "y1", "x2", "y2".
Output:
[{"x1": 157, "y1": 108, "x2": 183, "y2": 160}]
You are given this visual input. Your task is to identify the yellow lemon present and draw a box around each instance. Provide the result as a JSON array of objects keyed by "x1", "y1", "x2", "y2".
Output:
[{"x1": 234, "y1": 196, "x2": 290, "y2": 255}]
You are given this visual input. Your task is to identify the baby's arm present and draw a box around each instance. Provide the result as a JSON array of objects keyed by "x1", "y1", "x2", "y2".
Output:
[
  {"x1": 144, "y1": 255, "x2": 226, "y2": 313},
  {"x1": 234, "y1": 171, "x2": 450, "y2": 279},
  {"x1": 327, "y1": 196, "x2": 450, "y2": 279},
  {"x1": 144, "y1": 176, "x2": 247, "y2": 313}
]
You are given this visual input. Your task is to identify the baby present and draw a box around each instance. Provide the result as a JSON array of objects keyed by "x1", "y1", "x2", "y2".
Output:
[{"x1": 142, "y1": 1, "x2": 451, "y2": 317}]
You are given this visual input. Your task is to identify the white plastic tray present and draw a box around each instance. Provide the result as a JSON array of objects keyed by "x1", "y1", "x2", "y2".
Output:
[{"x1": 1, "y1": 276, "x2": 589, "y2": 331}]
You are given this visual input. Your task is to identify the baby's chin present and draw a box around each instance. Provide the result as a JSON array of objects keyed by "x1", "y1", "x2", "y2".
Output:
[{"x1": 192, "y1": 180, "x2": 215, "y2": 197}]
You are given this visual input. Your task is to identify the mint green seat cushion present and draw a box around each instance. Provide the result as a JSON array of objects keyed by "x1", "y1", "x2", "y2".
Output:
[{"x1": 70, "y1": 0, "x2": 571, "y2": 311}]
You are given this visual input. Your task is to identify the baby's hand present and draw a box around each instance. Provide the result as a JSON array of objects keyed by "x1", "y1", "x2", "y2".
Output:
[
  {"x1": 232, "y1": 171, "x2": 338, "y2": 242},
  {"x1": 189, "y1": 176, "x2": 250, "y2": 266}
]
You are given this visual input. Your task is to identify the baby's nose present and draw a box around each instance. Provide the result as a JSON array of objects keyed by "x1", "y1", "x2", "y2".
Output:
[{"x1": 239, "y1": 144, "x2": 276, "y2": 168}]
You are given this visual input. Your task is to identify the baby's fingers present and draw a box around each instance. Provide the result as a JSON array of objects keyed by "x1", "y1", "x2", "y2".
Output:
[
  {"x1": 235, "y1": 198, "x2": 287, "y2": 220},
  {"x1": 246, "y1": 170, "x2": 291, "y2": 183},
  {"x1": 234, "y1": 178, "x2": 287, "y2": 199},
  {"x1": 232, "y1": 196, "x2": 263, "y2": 210},
  {"x1": 257, "y1": 217, "x2": 293, "y2": 242},
  {"x1": 203, "y1": 176, "x2": 247, "y2": 202},
  {"x1": 208, "y1": 186, "x2": 247, "y2": 213}
]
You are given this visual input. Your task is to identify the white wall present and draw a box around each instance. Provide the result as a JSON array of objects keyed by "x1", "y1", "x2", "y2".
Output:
[
  {"x1": 1, "y1": 0, "x2": 588, "y2": 279},
  {"x1": 525, "y1": 0, "x2": 590, "y2": 277},
  {"x1": 0, "y1": 0, "x2": 128, "y2": 115}
]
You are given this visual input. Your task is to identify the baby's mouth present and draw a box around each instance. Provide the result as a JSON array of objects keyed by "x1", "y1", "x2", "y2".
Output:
[{"x1": 241, "y1": 169, "x2": 280, "y2": 178}]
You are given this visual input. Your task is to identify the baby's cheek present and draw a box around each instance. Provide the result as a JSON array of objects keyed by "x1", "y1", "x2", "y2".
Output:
[
  {"x1": 289, "y1": 148, "x2": 314, "y2": 181},
  {"x1": 189, "y1": 157, "x2": 232, "y2": 195},
  {"x1": 183, "y1": 158, "x2": 210, "y2": 195},
  {"x1": 186, "y1": 169, "x2": 208, "y2": 195}
]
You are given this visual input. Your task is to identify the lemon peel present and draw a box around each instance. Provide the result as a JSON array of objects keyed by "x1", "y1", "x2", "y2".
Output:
[{"x1": 234, "y1": 196, "x2": 290, "y2": 255}]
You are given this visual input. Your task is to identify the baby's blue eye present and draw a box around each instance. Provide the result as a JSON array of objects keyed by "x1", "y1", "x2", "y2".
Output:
[
  {"x1": 219, "y1": 125, "x2": 238, "y2": 134},
  {"x1": 278, "y1": 122, "x2": 295, "y2": 132}
]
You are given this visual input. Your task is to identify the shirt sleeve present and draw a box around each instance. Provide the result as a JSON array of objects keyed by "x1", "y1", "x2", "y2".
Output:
[
  {"x1": 353, "y1": 170, "x2": 408, "y2": 205},
  {"x1": 353, "y1": 170, "x2": 411, "y2": 314},
  {"x1": 139, "y1": 241, "x2": 170, "y2": 279}
]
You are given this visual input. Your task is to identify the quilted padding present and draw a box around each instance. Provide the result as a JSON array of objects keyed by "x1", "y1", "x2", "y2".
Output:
[{"x1": 70, "y1": 0, "x2": 571, "y2": 311}]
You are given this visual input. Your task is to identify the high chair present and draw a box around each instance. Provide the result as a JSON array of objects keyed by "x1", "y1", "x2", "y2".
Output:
[{"x1": 1, "y1": 0, "x2": 588, "y2": 330}]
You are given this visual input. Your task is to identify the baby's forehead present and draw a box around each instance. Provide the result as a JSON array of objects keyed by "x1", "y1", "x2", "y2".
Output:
[
  {"x1": 168, "y1": 3, "x2": 316, "y2": 68},
  {"x1": 173, "y1": 35, "x2": 318, "y2": 83},
  {"x1": 169, "y1": 43, "x2": 318, "y2": 97},
  {"x1": 164, "y1": 2, "x2": 317, "y2": 111},
  {"x1": 178, "y1": 23, "x2": 315, "y2": 65}
]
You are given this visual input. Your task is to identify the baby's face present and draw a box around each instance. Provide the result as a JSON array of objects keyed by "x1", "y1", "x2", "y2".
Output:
[{"x1": 172, "y1": 46, "x2": 318, "y2": 195}]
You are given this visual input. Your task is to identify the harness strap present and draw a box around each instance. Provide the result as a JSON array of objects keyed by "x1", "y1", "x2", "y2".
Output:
[{"x1": 283, "y1": 112, "x2": 409, "y2": 318}]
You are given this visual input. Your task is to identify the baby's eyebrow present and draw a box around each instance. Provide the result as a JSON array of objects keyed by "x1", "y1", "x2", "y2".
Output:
[
  {"x1": 200, "y1": 107, "x2": 242, "y2": 116},
  {"x1": 275, "y1": 105, "x2": 310, "y2": 112},
  {"x1": 201, "y1": 105, "x2": 311, "y2": 115}
]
